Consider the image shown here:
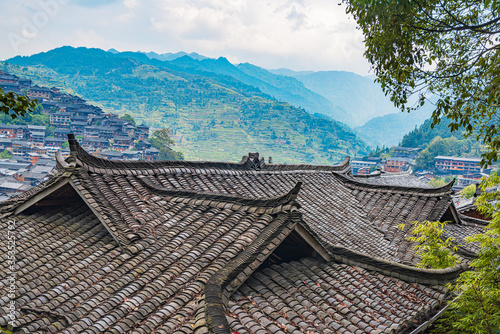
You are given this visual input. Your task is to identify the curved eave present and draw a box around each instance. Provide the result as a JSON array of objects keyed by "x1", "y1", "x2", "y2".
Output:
[{"x1": 335, "y1": 171, "x2": 455, "y2": 197}]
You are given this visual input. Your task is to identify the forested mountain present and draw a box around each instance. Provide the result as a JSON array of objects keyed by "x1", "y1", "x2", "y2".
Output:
[
  {"x1": 400, "y1": 117, "x2": 462, "y2": 148},
  {"x1": 3, "y1": 46, "x2": 367, "y2": 163},
  {"x1": 121, "y1": 52, "x2": 344, "y2": 122}
]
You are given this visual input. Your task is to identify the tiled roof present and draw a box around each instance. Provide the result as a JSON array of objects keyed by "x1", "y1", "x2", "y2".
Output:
[
  {"x1": 353, "y1": 171, "x2": 432, "y2": 188},
  {"x1": 228, "y1": 258, "x2": 446, "y2": 334},
  {"x1": 1, "y1": 173, "x2": 303, "y2": 333},
  {"x1": 0, "y1": 135, "x2": 479, "y2": 333},
  {"x1": 65, "y1": 141, "x2": 459, "y2": 264}
]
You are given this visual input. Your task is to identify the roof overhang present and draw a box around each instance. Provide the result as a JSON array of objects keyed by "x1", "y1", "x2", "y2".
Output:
[{"x1": 15, "y1": 177, "x2": 70, "y2": 215}]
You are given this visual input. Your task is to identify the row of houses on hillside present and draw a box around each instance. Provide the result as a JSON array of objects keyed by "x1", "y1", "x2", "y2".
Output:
[{"x1": 0, "y1": 70, "x2": 156, "y2": 155}]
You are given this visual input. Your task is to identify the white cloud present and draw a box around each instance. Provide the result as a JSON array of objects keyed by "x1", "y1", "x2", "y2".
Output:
[
  {"x1": 73, "y1": 28, "x2": 106, "y2": 48},
  {"x1": 0, "y1": 0, "x2": 370, "y2": 74}
]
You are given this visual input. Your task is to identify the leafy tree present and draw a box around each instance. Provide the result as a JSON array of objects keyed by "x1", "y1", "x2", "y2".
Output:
[
  {"x1": 461, "y1": 184, "x2": 477, "y2": 199},
  {"x1": 0, "y1": 149, "x2": 12, "y2": 159},
  {"x1": 398, "y1": 221, "x2": 458, "y2": 269},
  {"x1": 414, "y1": 137, "x2": 446, "y2": 171},
  {"x1": 120, "y1": 113, "x2": 136, "y2": 126},
  {"x1": 0, "y1": 326, "x2": 13, "y2": 334},
  {"x1": 404, "y1": 174, "x2": 500, "y2": 333},
  {"x1": 428, "y1": 177, "x2": 446, "y2": 188},
  {"x1": 46, "y1": 126, "x2": 55, "y2": 137},
  {"x1": 343, "y1": 0, "x2": 500, "y2": 166},
  {"x1": 431, "y1": 174, "x2": 500, "y2": 333},
  {"x1": 149, "y1": 129, "x2": 184, "y2": 161},
  {"x1": 0, "y1": 87, "x2": 37, "y2": 119}
]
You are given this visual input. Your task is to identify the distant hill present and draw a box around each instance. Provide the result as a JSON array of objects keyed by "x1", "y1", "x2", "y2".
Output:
[
  {"x1": 400, "y1": 117, "x2": 463, "y2": 148},
  {"x1": 356, "y1": 105, "x2": 434, "y2": 148},
  {"x1": 107, "y1": 50, "x2": 430, "y2": 146},
  {"x1": 269, "y1": 69, "x2": 401, "y2": 127},
  {"x1": 147, "y1": 55, "x2": 344, "y2": 122},
  {"x1": 4, "y1": 46, "x2": 367, "y2": 163},
  {"x1": 105, "y1": 50, "x2": 352, "y2": 129},
  {"x1": 142, "y1": 51, "x2": 209, "y2": 61},
  {"x1": 270, "y1": 68, "x2": 439, "y2": 146}
]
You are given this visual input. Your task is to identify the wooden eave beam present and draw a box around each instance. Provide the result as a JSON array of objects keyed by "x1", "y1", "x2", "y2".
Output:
[
  {"x1": 15, "y1": 178, "x2": 70, "y2": 215},
  {"x1": 294, "y1": 223, "x2": 331, "y2": 262}
]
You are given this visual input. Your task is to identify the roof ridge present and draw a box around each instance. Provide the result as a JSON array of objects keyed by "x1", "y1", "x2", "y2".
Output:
[
  {"x1": 137, "y1": 176, "x2": 302, "y2": 210},
  {"x1": 326, "y1": 242, "x2": 468, "y2": 284},
  {"x1": 68, "y1": 134, "x2": 351, "y2": 173},
  {"x1": 203, "y1": 211, "x2": 297, "y2": 334},
  {"x1": 335, "y1": 171, "x2": 455, "y2": 196}
]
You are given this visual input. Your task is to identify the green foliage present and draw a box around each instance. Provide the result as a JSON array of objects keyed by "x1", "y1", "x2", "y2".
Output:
[
  {"x1": 120, "y1": 113, "x2": 136, "y2": 126},
  {"x1": 344, "y1": 0, "x2": 500, "y2": 167},
  {"x1": 412, "y1": 173, "x2": 500, "y2": 333},
  {"x1": 0, "y1": 326, "x2": 13, "y2": 334},
  {"x1": 0, "y1": 87, "x2": 38, "y2": 119},
  {"x1": 0, "y1": 149, "x2": 12, "y2": 159},
  {"x1": 158, "y1": 148, "x2": 184, "y2": 161},
  {"x1": 149, "y1": 129, "x2": 184, "y2": 161},
  {"x1": 401, "y1": 117, "x2": 462, "y2": 148},
  {"x1": 0, "y1": 110, "x2": 49, "y2": 126},
  {"x1": 461, "y1": 184, "x2": 477, "y2": 199},
  {"x1": 46, "y1": 126, "x2": 55, "y2": 137},
  {"x1": 428, "y1": 177, "x2": 446, "y2": 188},
  {"x1": 398, "y1": 221, "x2": 458, "y2": 269}
]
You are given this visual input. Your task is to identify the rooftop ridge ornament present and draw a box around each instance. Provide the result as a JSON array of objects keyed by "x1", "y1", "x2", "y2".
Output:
[{"x1": 67, "y1": 133, "x2": 78, "y2": 165}]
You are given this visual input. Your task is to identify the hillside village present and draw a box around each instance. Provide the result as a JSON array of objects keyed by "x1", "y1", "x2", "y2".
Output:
[
  {"x1": 0, "y1": 70, "x2": 161, "y2": 199},
  {"x1": 1, "y1": 2, "x2": 499, "y2": 332},
  {"x1": 0, "y1": 69, "x2": 493, "y2": 199}
]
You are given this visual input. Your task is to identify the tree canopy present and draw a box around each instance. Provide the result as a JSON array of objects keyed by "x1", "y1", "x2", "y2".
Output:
[
  {"x1": 120, "y1": 113, "x2": 136, "y2": 126},
  {"x1": 149, "y1": 129, "x2": 184, "y2": 161},
  {"x1": 0, "y1": 87, "x2": 37, "y2": 119},
  {"x1": 343, "y1": 0, "x2": 500, "y2": 166}
]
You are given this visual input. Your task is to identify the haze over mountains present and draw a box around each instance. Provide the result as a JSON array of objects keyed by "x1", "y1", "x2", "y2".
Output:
[{"x1": 1, "y1": 46, "x2": 432, "y2": 161}]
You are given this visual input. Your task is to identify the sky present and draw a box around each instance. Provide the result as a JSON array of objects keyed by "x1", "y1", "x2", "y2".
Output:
[{"x1": 0, "y1": 0, "x2": 371, "y2": 75}]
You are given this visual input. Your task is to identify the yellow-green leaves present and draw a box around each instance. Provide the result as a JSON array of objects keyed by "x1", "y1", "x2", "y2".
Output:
[{"x1": 398, "y1": 220, "x2": 458, "y2": 269}]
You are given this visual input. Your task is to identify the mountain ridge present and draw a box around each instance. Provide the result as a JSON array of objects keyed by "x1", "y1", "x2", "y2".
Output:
[{"x1": 3, "y1": 46, "x2": 368, "y2": 163}]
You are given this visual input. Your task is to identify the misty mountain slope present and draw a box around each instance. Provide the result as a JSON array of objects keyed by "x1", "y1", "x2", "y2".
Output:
[
  {"x1": 4, "y1": 46, "x2": 367, "y2": 163},
  {"x1": 109, "y1": 52, "x2": 342, "y2": 123},
  {"x1": 164, "y1": 56, "x2": 342, "y2": 120},
  {"x1": 270, "y1": 69, "x2": 401, "y2": 127},
  {"x1": 236, "y1": 63, "x2": 342, "y2": 119},
  {"x1": 356, "y1": 106, "x2": 434, "y2": 148}
]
